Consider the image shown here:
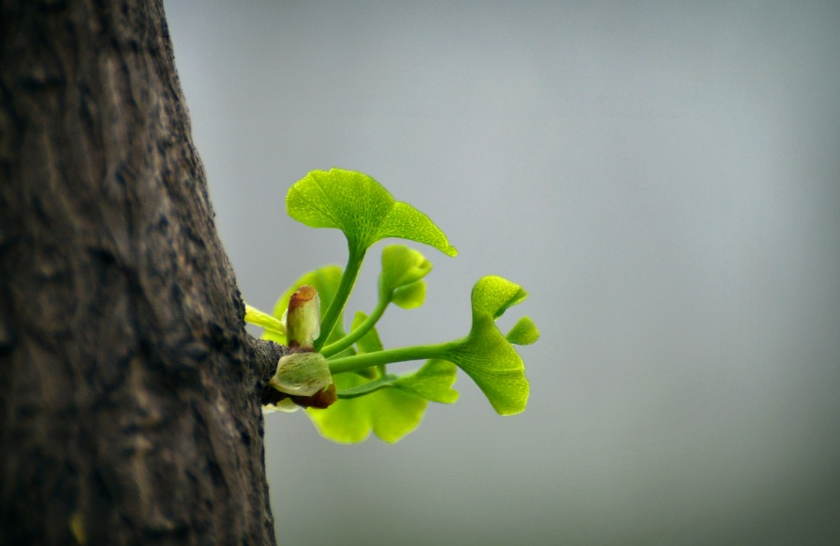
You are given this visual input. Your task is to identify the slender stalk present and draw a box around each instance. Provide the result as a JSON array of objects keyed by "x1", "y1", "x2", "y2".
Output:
[
  {"x1": 336, "y1": 376, "x2": 395, "y2": 399},
  {"x1": 328, "y1": 340, "x2": 461, "y2": 375},
  {"x1": 320, "y1": 297, "x2": 389, "y2": 358},
  {"x1": 314, "y1": 245, "x2": 365, "y2": 351}
]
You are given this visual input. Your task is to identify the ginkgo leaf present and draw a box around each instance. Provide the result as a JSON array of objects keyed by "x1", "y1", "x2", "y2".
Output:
[
  {"x1": 391, "y1": 281, "x2": 426, "y2": 309},
  {"x1": 323, "y1": 276, "x2": 534, "y2": 415},
  {"x1": 379, "y1": 244, "x2": 430, "y2": 310},
  {"x1": 311, "y1": 358, "x2": 458, "y2": 444},
  {"x1": 392, "y1": 359, "x2": 459, "y2": 403},
  {"x1": 286, "y1": 169, "x2": 457, "y2": 256},
  {"x1": 379, "y1": 245, "x2": 432, "y2": 294},
  {"x1": 470, "y1": 275, "x2": 529, "y2": 319},
  {"x1": 307, "y1": 372, "x2": 428, "y2": 444},
  {"x1": 443, "y1": 276, "x2": 531, "y2": 415},
  {"x1": 506, "y1": 316, "x2": 540, "y2": 346}
]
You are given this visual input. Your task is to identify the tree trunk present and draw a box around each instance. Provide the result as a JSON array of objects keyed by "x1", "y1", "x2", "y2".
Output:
[{"x1": 0, "y1": 1, "x2": 285, "y2": 544}]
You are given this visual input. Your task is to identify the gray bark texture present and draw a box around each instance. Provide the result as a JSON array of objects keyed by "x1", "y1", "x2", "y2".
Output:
[{"x1": 0, "y1": 1, "x2": 286, "y2": 544}]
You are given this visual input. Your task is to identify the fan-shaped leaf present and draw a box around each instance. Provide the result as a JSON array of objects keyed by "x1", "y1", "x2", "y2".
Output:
[
  {"x1": 378, "y1": 244, "x2": 431, "y2": 310},
  {"x1": 286, "y1": 169, "x2": 457, "y2": 256},
  {"x1": 506, "y1": 316, "x2": 540, "y2": 346},
  {"x1": 442, "y1": 276, "x2": 531, "y2": 415},
  {"x1": 310, "y1": 359, "x2": 458, "y2": 443},
  {"x1": 391, "y1": 281, "x2": 426, "y2": 309},
  {"x1": 307, "y1": 372, "x2": 428, "y2": 444},
  {"x1": 392, "y1": 359, "x2": 459, "y2": 403},
  {"x1": 380, "y1": 245, "x2": 432, "y2": 293},
  {"x1": 471, "y1": 275, "x2": 529, "y2": 319}
]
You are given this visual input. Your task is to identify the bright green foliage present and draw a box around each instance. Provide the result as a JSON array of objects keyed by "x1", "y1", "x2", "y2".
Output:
[
  {"x1": 319, "y1": 244, "x2": 432, "y2": 358},
  {"x1": 380, "y1": 244, "x2": 430, "y2": 309},
  {"x1": 301, "y1": 272, "x2": 457, "y2": 443},
  {"x1": 243, "y1": 168, "x2": 537, "y2": 443},
  {"x1": 471, "y1": 275, "x2": 529, "y2": 319},
  {"x1": 391, "y1": 281, "x2": 425, "y2": 309},
  {"x1": 325, "y1": 276, "x2": 532, "y2": 416},
  {"x1": 286, "y1": 169, "x2": 456, "y2": 350},
  {"x1": 445, "y1": 276, "x2": 531, "y2": 415},
  {"x1": 506, "y1": 316, "x2": 540, "y2": 346},
  {"x1": 307, "y1": 372, "x2": 428, "y2": 443},
  {"x1": 286, "y1": 168, "x2": 457, "y2": 256},
  {"x1": 307, "y1": 359, "x2": 458, "y2": 443},
  {"x1": 392, "y1": 359, "x2": 459, "y2": 403},
  {"x1": 244, "y1": 304, "x2": 285, "y2": 337},
  {"x1": 380, "y1": 245, "x2": 431, "y2": 294}
]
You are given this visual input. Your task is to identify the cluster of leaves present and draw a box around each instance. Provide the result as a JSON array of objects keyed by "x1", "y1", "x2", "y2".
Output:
[{"x1": 246, "y1": 169, "x2": 538, "y2": 443}]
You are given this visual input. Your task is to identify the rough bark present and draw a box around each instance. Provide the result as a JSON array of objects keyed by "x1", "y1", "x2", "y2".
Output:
[{"x1": 0, "y1": 1, "x2": 285, "y2": 544}]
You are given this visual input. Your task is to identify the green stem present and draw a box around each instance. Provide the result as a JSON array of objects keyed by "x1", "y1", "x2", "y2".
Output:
[
  {"x1": 328, "y1": 340, "x2": 460, "y2": 375},
  {"x1": 336, "y1": 375, "x2": 396, "y2": 399},
  {"x1": 320, "y1": 297, "x2": 389, "y2": 358},
  {"x1": 314, "y1": 245, "x2": 365, "y2": 351}
]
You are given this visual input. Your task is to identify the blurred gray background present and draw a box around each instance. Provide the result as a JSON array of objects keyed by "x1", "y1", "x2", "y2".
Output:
[{"x1": 165, "y1": 2, "x2": 840, "y2": 544}]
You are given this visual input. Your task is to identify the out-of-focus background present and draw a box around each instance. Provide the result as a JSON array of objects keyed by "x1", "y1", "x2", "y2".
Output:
[{"x1": 165, "y1": 2, "x2": 840, "y2": 544}]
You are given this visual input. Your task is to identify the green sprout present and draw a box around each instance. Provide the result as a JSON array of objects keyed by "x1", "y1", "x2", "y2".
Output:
[{"x1": 246, "y1": 168, "x2": 538, "y2": 443}]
